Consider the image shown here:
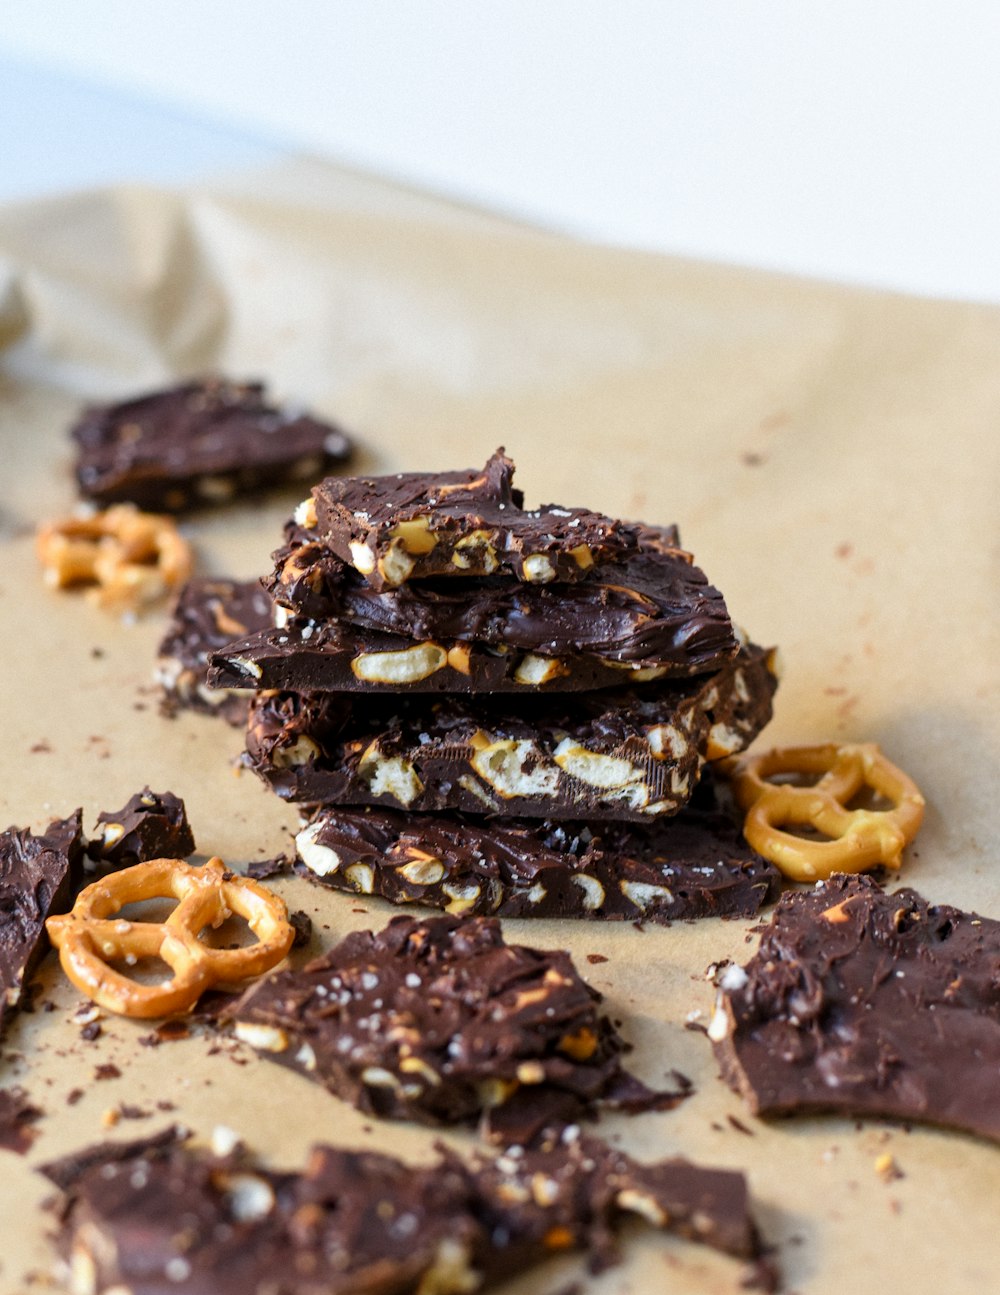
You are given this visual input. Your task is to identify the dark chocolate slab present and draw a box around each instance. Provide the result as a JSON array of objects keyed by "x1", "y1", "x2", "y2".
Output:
[
  {"x1": 208, "y1": 617, "x2": 704, "y2": 694},
  {"x1": 268, "y1": 519, "x2": 736, "y2": 673},
  {"x1": 309, "y1": 448, "x2": 639, "y2": 589},
  {"x1": 72, "y1": 377, "x2": 353, "y2": 511},
  {"x1": 157, "y1": 577, "x2": 274, "y2": 726},
  {"x1": 245, "y1": 643, "x2": 777, "y2": 822},
  {"x1": 711, "y1": 874, "x2": 1000, "y2": 1141},
  {"x1": 1, "y1": 810, "x2": 85, "y2": 1035},
  {"x1": 41, "y1": 1126, "x2": 762, "y2": 1294},
  {"x1": 88, "y1": 789, "x2": 195, "y2": 867},
  {"x1": 294, "y1": 798, "x2": 780, "y2": 922},
  {"x1": 228, "y1": 912, "x2": 676, "y2": 1136}
]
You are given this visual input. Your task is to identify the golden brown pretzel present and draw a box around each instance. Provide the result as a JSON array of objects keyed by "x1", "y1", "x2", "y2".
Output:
[
  {"x1": 36, "y1": 504, "x2": 192, "y2": 612},
  {"x1": 46, "y1": 857, "x2": 294, "y2": 1017},
  {"x1": 727, "y1": 742, "x2": 925, "y2": 882}
]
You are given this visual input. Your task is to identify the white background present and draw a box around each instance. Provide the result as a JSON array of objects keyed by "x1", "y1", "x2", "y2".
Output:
[{"x1": 2, "y1": 1, "x2": 1000, "y2": 301}]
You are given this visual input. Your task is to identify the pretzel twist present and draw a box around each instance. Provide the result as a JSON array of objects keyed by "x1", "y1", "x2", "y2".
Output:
[
  {"x1": 727, "y1": 743, "x2": 925, "y2": 882},
  {"x1": 36, "y1": 504, "x2": 192, "y2": 611},
  {"x1": 46, "y1": 858, "x2": 294, "y2": 1017}
]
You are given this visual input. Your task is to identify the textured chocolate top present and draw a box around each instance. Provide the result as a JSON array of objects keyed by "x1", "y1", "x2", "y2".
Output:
[
  {"x1": 72, "y1": 377, "x2": 352, "y2": 511},
  {"x1": 1, "y1": 811, "x2": 85, "y2": 1035},
  {"x1": 712, "y1": 874, "x2": 1000, "y2": 1141},
  {"x1": 157, "y1": 577, "x2": 274, "y2": 726},
  {"x1": 310, "y1": 449, "x2": 640, "y2": 589},
  {"x1": 88, "y1": 789, "x2": 195, "y2": 867},
  {"x1": 41, "y1": 1126, "x2": 762, "y2": 1294},
  {"x1": 209, "y1": 617, "x2": 709, "y2": 695},
  {"x1": 229, "y1": 912, "x2": 676, "y2": 1139},
  {"x1": 268, "y1": 519, "x2": 736, "y2": 672},
  {"x1": 245, "y1": 643, "x2": 777, "y2": 821},
  {"x1": 295, "y1": 795, "x2": 780, "y2": 923}
]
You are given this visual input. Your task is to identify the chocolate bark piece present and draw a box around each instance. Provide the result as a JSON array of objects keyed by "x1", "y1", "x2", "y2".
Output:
[
  {"x1": 72, "y1": 377, "x2": 352, "y2": 512},
  {"x1": 470, "y1": 1128, "x2": 763, "y2": 1269},
  {"x1": 245, "y1": 642, "x2": 777, "y2": 822},
  {"x1": 309, "y1": 448, "x2": 639, "y2": 589},
  {"x1": 294, "y1": 800, "x2": 780, "y2": 922},
  {"x1": 1, "y1": 810, "x2": 85, "y2": 1036},
  {"x1": 157, "y1": 577, "x2": 274, "y2": 726},
  {"x1": 228, "y1": 913, "x2": 676, "y2": 1135},
  {"x1": 711, "y1": 874, "x2": 1000, "y2": 1141},
  {"x1": 88, "y1": 789, "x2": 195, "y2": 867},
  {"x1": 268, "y1": 520, "x2": 737, "y2": 674},
  {"x1": 41, "y1": 1127, "x2": 763, "y2": 1294},
  {"x1": 209, "y1": 617, "x2": 717, "y2": 695}
]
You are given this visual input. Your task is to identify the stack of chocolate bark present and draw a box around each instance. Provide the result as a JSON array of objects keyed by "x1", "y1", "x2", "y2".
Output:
[{"x1": 209, "y1": 450, "x2": 781, "y2": 922}]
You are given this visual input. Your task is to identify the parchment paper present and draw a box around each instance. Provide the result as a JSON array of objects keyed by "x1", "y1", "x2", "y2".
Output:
[{"x1": 1, "y1": 156, "x2": 998, "y2": 1294}]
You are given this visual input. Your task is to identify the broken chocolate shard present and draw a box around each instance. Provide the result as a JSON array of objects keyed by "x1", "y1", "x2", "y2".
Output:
[
  {"x1": 228, "y1": 912, "x2": 676, "y2": 1136},
  {"x1": 268, "y1": 518, "x2": 736, "y2": 674},
  {"x1": 72, "y1": 377, "x2": 353, "y2": 512},
  {"x1": 40, "y1": 1125, "x2": 763, "y2": 1293},
  {"x1": 157, "y1": 577, "x2": 274, "y2": 726},
  {"x1": 209, "y1": 616, "x2": 722, "y2": 695},
  {"x1": 310, "y1": 448, "x2": 640, "y2": 589},
  {"x1": 712, "y1": 873, "x2": 1000, "y2": 1141},
  {"x1": 1, "y1": 810, "x2": 85, "y2": 1036},
  {"x1": 245, "y1": 642, "x2": 777, "y2": 822},
  {"x1": 88, "y1": 788, "x2": 195, "y2": 868},
  {"x1": 244, "y1": 854, "x2": 293, "y2": 881},
  {"x1": 294, "y1": 796, "x2": 780, "y2": 922}
]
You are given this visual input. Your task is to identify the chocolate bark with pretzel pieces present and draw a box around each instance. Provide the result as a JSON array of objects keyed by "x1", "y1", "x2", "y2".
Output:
[
  {"x1": 157, "y1": 577, "x2": 274, "y2": 726},
  {"x1": 307, "y1": 448, "x2": 640, "y2": 589},
  {"x1": 244, "y1": 642, "x2": 777, "y2": 823},
  {"x1": 266, "y1": 519, "x2": 737, "y2": 674},
  {"x1": 1, "y1": 810, "x2": 86, "y2": 1037},
  {"x1": 72, "y1": 377, "x2": 353, "y2": 512},
  {"x1": 293, "y1": 789, "x2": 780, "y2": 922},
  {"x1": 88, "y1": 789, "x2": 196, "y2": 868},
  {"x1": 228, "y1": 911, "x2": 683, "y2": 1140},
  {"x1": 711, "y1": 874, "x2": 1000, "y2": 1141},
  {"x1": 41, "y1": 1124, "x2": 765, "y2": 1293},
  {"x1": 209, "y1": 616, "x2": 726, "y2": 695}
]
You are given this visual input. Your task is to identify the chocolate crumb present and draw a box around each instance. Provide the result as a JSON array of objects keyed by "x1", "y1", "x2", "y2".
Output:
[
  {"x1": 66, "y1": 1089, "x2": 85, "y2": 1106},
  {"x1": 727, "y1": 1114, "x2": 755, "y2": 1136},
  {"x1": 152, "y1": 1019, "x2": 190, "y2": 1043},
  {"x1": 246, "y1": 853, "x2": 292, "y2": 880},
  {"x1": 289, "y1": 910, "x2": 313, "y2": 948},
  {"x1": 586, "y1": 953, "x2": 609, "y2": 965},
  {"x1": 94, "y1": 1064, "x2": 122, "y2": 1082},
  {"x1": 0, "y1": 1088, "x2": 43, "y2": 1154},
  {"x1": 80, "y1": 1021, "x2": 101, "y2": 1042}
]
